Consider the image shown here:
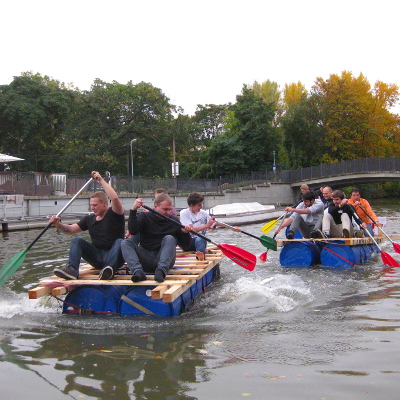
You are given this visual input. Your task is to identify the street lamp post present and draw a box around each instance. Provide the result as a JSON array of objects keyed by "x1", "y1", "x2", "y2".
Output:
[
  {"x1": 130, "y1": 138, "x2": 137, "y2": 178},
  {"x1": 130, "y1": 138, "x2": 137, "y2": 192}
]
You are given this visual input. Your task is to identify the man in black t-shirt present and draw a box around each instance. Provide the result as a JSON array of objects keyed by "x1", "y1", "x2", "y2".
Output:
[
  {"x1": 121, "y1": 194, "x2": 192, "y2": 283},
  {"x1": 321, "y1": 190, "x2": 366, "y2": 238},
  {"x1": 50, "y1": 171, "x2": 125, "y2": 280}
]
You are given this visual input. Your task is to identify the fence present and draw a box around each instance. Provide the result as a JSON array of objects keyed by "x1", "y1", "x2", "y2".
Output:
[{"x1": 1, "y1": 157, "x2": 399, "y2": 196}]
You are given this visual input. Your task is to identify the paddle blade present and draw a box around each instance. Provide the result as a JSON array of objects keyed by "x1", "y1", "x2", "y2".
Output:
[
  {"x1": 260, "y1": 235, "x2": 277, "y2": 251},
  {"x1": 261, "y1": 219, "x2": 277, "y2": 234},
  {"x1": 380, "y1": 251, "x2": 400, "y2": 268},
  {"x1": 0, "y1": 249, "x2": 28, "y2": 285},
  {"x1": 218, "y1": 243, "x2": 256, "y2": 271},
  {"x1": 392, "y1": 243, "x2": 400, "y2": 254},
  {"x1": 259, "y1": 252, "x2": 268, "y2": 262}
]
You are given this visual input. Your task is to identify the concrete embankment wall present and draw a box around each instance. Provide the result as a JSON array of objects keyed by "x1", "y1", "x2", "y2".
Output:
[{"x1": 1, "y1": 182, "x2": 294, "y2": 232}]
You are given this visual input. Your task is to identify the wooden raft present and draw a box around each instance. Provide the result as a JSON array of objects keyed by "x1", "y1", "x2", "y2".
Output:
[
  {"x1": 277, "y1": 236, "x2": 384, "y2": 247},
  {"x1": 28, "y1": 245, "x2": 224, "y2": 303}
]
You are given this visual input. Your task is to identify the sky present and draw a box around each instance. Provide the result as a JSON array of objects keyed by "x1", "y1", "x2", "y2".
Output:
[{"x1": 1, "y1": 0, "x2": 399, "y2": 115}]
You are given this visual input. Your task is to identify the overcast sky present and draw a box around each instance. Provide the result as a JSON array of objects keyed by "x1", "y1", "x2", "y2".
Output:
[{"x1": 1, "y1": 0, "x2": 399, "y2": 115}]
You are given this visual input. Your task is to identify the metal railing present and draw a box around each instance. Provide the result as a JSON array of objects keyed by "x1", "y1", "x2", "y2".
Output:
[{"x1": 0, "y1": 157, "x2": 399, "y2": 196}]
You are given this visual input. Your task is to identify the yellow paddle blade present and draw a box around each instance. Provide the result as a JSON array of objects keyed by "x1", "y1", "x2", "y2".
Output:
[{"x1": 261, "y1": 219, "x2": 278, "y2": 234}]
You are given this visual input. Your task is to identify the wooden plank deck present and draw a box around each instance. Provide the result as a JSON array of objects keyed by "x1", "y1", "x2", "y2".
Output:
[{"x1": 28, "y1": 245, "x2": 225, "y2": 303}]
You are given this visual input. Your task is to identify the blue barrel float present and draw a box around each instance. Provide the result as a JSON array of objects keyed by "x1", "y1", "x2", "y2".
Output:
[
  {"x1": 320, "y1": 242, "x2": 379, "y2": 269},
  {"x1": 119, "y1": 266, "x2": 218, "y2": 316},
  {"x1": 280, "y1": 227, "x2": 322, "y2": 267},
  {"x1": 280, "y1": 241, "x2": 322, "y2": 267},
  {"x1": 63, "y1": 285, "x2": 128, "y2": 314}
]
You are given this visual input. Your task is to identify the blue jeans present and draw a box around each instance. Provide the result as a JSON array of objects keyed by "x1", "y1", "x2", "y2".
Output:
[
  {"x1": 68, "y1": 237, "x2": 124, "y2": 273},
  {"x1": 121, "y1": 235, "x2": 177, "y2": 274},
  {"x1": 189, "y1": 236, "x2": 207, "y2": 254}
]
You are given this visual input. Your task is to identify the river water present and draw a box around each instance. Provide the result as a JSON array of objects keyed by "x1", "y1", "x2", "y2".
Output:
[{"x1": 1, "y1": 205, "x2": 400, "y2": 400}]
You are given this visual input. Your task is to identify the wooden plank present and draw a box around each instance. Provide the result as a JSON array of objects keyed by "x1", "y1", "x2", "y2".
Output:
[
  {"x1": 28, "y1": 286, "x2": 52, "y2": 299},
  {"x1": 167, "y1": 269, "x2": 204, "y2": 274},
  {"x1": 277, "y1": 236, "x2": 384, "y2": 247},
  {"x1": 39, "y1": 278, "x2": 190, "y2": 286},
  {"x1": 52, "y1": 286, "x2": 68, "y2": 296},
  {"x1": 151, "y1": 284, "x2": 170, "y2": 300},
  {"x1": 162, "y1": 283, "x2": 191, "y2": 303}
]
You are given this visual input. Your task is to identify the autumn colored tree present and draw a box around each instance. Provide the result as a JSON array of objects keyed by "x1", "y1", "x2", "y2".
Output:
[{"x1": 312, "y1": 71, "x2": 400, "y2": 162}]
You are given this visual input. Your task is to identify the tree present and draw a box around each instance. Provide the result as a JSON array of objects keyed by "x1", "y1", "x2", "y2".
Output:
[
  {"x1": 61, "y1": 80, "x2": 175, "y2": 176},
  {"x1": 191, "y1": 104, "x2": 228, "y2": 146},
  {"x1": 313, "y1": 71, "x2": 400, "y2": 162},
  {"x1": 0, "y1": 72, "x2": 77, "y2": 171}
]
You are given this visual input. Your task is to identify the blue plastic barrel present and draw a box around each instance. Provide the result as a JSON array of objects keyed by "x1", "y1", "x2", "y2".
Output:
[
  {"x1": 63, "y1": 285, "x2": 127, "y2": 314},
  {"x1": 119, "y1": 285, "x2": 183, "y2": 317},
  {"x1": 285, "y1": 226, "x2": 303, "y2": 239},
  {"x1": 321, "y1": 244, "x2": 364, "y2": 269},
  {"x1": 280, "y1": 241, "x2": 321, "y2": 267}
]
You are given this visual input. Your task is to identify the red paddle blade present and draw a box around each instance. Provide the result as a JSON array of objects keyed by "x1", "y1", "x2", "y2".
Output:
[
  {"x1": 218, "y1": 243, "x2": 256, "y2": 271},
  {"x1": 381, "y1": 251, "x2": 400, "y2": 267},
  {"x1": 392, "y1": 243, "x2": 400, "y2": 254},
  {"x1": 259, "y1": 252, "x2": 268, "y2": 262}
]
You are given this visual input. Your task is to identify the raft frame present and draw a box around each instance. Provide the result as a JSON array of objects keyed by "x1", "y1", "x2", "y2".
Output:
[{"x1": 28, "y1": 245, "x2": 225, "y2": 316}]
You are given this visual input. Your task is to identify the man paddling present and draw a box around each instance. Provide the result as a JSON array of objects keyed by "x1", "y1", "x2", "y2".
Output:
[
  {"x1": 50, "y1": 171, "x2": 125, "y2": 280},
  {"x1": 348, "y1": 188, "x2": 381, "y2": 235},
  {"x1": 278, "y1": 191, "x2": 324, "y2": 239},
  {"x1": 319, "y1": 190, "x2": 366, "y2": 238},
  {"x1": 121, "y1": 195, "x2": 192, "y2": 283}
]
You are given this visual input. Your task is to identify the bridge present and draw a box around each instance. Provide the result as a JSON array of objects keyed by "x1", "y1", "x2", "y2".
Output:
[{"x1": 281, "y1": 157, "x2": 400, "y2": 189}]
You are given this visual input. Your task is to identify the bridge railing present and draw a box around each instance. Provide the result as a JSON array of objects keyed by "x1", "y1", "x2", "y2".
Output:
[
  {"x1": 1, "y1": 157, "x2": 399, "y2": 196},
  {"x1": 282, "y1": 157, "x2": 400, "y2": 182}
]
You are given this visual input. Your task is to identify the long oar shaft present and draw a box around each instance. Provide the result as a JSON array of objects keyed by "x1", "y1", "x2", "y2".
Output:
[
  {"x1": 0, "y1": 177, "x2": 94, "y2": 285},
  {"x1": 143, "y1": 205, "x2": 215, "y2": 244},
  {"x1": 27, "y1": 178, "x2": 94, "y2": 251},
  {"x1": 142, "y1": 205, "x2": 256, "y2": 270},
  {"x1": 215, "y1": 220, "x2": 258, "y2": 240},
  {"x1": 358, "y1": 204, "x2": 394, "y2": 241}
]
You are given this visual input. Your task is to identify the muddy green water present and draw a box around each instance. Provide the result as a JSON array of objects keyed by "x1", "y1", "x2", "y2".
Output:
[{"x1": 1, "y1": 205, "x2": 400, "y2": 400}]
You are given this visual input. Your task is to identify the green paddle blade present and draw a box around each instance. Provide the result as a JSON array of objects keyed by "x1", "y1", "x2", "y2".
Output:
[
  {"x1": 0, "y1": 248, "x2": 28, "y2": 285},
  {"x1": 259, "y1": 235, "x2": 277, "y2": 251},
  {"x1": 261, "y1": 219, "x2": 278, "y2": 234}
]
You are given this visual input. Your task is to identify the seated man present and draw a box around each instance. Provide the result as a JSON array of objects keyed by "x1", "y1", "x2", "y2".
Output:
[
  {"x1": 320, "y1": 190, "x2": 366, "y2": 238},
  {"x1": 348, "y1": 188, "x2": 381, "y2": 235},
  {"x1": 121, "y1": 194, "x2": 192, "y2": 283},
  {"x1": 179, "y1": 193, "x2": 216, "y2": 260},
  {"x1": 278, "y1": 191, "x2": 324, "y2": 239},
  {"x1": 50, "y1": 171, "x2": 125, "y2": 280}
]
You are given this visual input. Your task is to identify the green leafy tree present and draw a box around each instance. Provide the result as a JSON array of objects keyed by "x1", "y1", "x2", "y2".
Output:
[
  {"x1": 62, "y1": 80, "x2": 175, "y2": 176},
  {"x1": 0, "y1": 72, "x2": 77, "y2": 171}
]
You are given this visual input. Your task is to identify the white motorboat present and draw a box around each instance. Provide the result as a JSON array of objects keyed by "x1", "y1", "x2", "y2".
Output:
[{"x1": 206, "y1": 202, "x2": 281, "y2": 225}]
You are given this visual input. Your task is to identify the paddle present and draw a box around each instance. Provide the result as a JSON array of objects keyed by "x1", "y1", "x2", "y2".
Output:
[
  {"x1": 142, "y1": 205, "x2": 257, "y2": 271},
  {"x1": 260, "y1": 200, "x2": 301, "y2": 234},
  {"x1": 259, "y1": 233, "x2": 278, "y2": 262},
  {"x1": 0, "y1": 178, "x2": 94, "y2": 285},
  {"x1": 213, "y1": 219, "x2": 277, "y2": 251},
  {"x1": 350, "y1": 207, "x2": 399, "y2": 267},
  {"x1": 358, "y1": 205, "x2": 400, "y2": 254}
]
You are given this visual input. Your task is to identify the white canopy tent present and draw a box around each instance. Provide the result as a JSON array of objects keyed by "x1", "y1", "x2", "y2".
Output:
[{"x1": 0, "y1": 153, "x2": 24, "y2": 162}]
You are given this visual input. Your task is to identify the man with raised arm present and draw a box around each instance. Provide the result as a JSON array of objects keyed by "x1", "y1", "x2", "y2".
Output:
[
  {"x1": 50, "y1": 171, "x2": 125, "y2": 280},
  {"x1": 121, "y1": 194, "x2": 192, "y2": 283}
]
